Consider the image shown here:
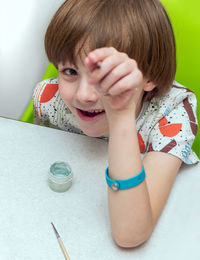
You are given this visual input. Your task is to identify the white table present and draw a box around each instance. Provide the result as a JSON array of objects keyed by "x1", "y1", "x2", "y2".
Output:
[{"x1": 0, "y1": 117, "x2": 200, "y2": 260}]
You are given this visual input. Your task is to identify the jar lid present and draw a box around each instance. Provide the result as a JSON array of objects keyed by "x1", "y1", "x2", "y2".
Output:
[{"x1": 48, "y1": 161, "x2": 73, "y2": 192}]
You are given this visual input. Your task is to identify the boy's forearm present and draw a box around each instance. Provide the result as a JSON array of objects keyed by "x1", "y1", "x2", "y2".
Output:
[
  {"x1": 108, "y1": 113, "x2": 142, "y2": 178},
  {"x1": 107, "y1": 114, "x2": 153, "y2": 247}
]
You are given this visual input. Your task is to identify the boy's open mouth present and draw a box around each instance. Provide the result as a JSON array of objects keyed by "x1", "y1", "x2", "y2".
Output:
[
  {"x1": 76, "y1": 108, "x2": 105, "y2": 121},
  {"x1": 80, "y1": 109, "x2": 104, "y2": 117}
]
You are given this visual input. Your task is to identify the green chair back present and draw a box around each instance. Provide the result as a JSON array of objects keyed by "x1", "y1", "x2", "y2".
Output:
[{"x1": 161, "y1": 0, "x2": 200, "y2": 156}]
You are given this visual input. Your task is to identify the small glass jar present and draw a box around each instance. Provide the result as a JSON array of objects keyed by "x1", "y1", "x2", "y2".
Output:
[{"x1": 48, "y1": 161, "x2": 73, "y2": 192}]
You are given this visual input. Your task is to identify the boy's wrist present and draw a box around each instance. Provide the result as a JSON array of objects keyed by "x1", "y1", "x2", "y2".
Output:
[
  {"x1": 106, "y1": 107, "x2": 137, "y2": 129},
  {"x1": 108, "y1": 114, "x2": 137, "y2": 138}
]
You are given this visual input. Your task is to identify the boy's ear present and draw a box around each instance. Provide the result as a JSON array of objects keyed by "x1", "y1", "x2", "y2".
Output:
[{"x1": 143, "y1": 81, "x2": 156, "y2": 92}]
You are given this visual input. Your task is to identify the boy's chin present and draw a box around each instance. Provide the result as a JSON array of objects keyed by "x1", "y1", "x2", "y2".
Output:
[{"x1": 81, "y1": 128, "x2": 108, "y2": 138}]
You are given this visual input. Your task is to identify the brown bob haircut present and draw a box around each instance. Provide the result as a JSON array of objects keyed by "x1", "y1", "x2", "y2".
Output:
[{"x1": 45, "y1": 0, "x2": 176, "y2": 101}]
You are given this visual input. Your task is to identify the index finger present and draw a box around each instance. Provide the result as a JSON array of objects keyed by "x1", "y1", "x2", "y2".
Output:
[{"x1": 85, "y1": 47, "x2": 116, "y2": 72}]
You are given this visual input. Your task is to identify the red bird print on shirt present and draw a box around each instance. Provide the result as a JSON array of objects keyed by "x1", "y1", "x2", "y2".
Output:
[{"x1": 158, "y1": 117, "x2": 182, "y2": 137}]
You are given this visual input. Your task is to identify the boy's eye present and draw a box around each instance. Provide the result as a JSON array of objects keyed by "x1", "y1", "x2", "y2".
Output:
[{"x1": 63, "y1": 68, "x2": 77, "y2": 76}]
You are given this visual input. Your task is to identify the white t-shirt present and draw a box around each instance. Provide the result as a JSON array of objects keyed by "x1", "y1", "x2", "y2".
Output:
[{"x1": 33, "y1": 78, "x2": 199, "y2": 164}]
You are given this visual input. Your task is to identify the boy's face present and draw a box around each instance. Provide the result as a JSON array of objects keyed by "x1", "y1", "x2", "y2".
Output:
[{"x1": 58, "y1": 58, "x2": 109, "y2": 137}]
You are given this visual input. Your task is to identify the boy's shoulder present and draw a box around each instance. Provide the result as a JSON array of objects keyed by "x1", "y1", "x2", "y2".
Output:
[
  {"x1": 138, "y1": 81, "x2": 198, "y2": 134},
  {"x1": 153, "y1": 82, "x2": 197, "y2": 116},
  {"x1": 33, "y1": 77, "x2": 59, "y2": 103},
  {"x1": 33, "y1": 77, "x2": 62, "y2": 120},
  {"x1": 137, "y1": 82, "x2": 199, "y2": 164},
  {"x1": 163, "y1": 81, "x2": 196, "y2": 99},
  {"x1": 33, "y1": 78, "x2": 83, "y2": 134}
]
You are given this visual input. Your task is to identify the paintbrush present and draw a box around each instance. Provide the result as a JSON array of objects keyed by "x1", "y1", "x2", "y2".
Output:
[{"x1": 51, "y1": 222, "x2": 70, "y2": 260}]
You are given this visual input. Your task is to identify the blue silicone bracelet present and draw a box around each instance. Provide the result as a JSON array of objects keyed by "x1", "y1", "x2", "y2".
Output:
[{"x1": 105, "y1": 165, "x2": 146, "y2": 191}]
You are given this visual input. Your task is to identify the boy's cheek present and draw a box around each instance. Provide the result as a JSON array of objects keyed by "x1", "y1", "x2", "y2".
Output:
[{"x1": 59, "y1": 85, "x2": 71, "y2": 102}]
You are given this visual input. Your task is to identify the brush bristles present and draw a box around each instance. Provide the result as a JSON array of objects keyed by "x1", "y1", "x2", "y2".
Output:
[{"x1": 51, "y1": 222, "x2": 60, "y2": 239}]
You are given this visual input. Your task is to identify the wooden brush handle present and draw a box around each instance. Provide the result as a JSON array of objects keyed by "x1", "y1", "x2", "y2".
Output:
[{"x1": 58, "y1": 237, "x2": 70, "y2": 260}]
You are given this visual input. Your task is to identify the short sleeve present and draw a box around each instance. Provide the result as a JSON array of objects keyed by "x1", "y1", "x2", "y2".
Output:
[
  {"x1": 147, "y1": 90, "x2": 199, "y2": 164},
  {"x1": 33, "y1": 78, "x2": 59, "y2": 122},
  {"x1": 32, "y1": 78, "x2": 84, "y2": 134}
]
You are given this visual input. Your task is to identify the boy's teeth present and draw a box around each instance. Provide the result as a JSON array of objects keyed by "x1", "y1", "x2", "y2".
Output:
[
  {"x1": 86, "y1": 109, "x2": 104, "y2": 113},
  {"x1": 94, "y1": 109, "x2": 104, "y2": 113}
]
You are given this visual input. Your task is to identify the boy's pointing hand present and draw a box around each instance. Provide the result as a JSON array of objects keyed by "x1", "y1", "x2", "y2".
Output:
[{"x1": 85, "y1": 47, "x2": 145, "y2": 112}]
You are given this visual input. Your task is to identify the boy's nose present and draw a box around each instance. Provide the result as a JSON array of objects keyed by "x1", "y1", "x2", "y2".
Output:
[{"x1": 75, "y1": 78, "x2": 99, "y2": 104}]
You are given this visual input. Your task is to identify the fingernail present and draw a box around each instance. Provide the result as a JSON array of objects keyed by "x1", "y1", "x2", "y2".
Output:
[{"x1": 89, "y1": 53, "x2": 97, "y2": 62}]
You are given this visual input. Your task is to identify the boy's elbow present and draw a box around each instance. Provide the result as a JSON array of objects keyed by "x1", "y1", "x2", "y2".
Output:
[{"x1": 112, "y1": 225, "x2": 153, "y2": 248}]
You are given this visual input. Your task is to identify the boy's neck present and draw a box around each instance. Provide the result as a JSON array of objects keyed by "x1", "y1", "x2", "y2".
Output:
[{"x1": 135, "y1": 91, "x2": 144, "y2": 119}]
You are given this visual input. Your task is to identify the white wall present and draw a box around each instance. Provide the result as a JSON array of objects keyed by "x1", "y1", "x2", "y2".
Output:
[{"x1": 0, "y1": 0, "x2": 64, "y2": 119}]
